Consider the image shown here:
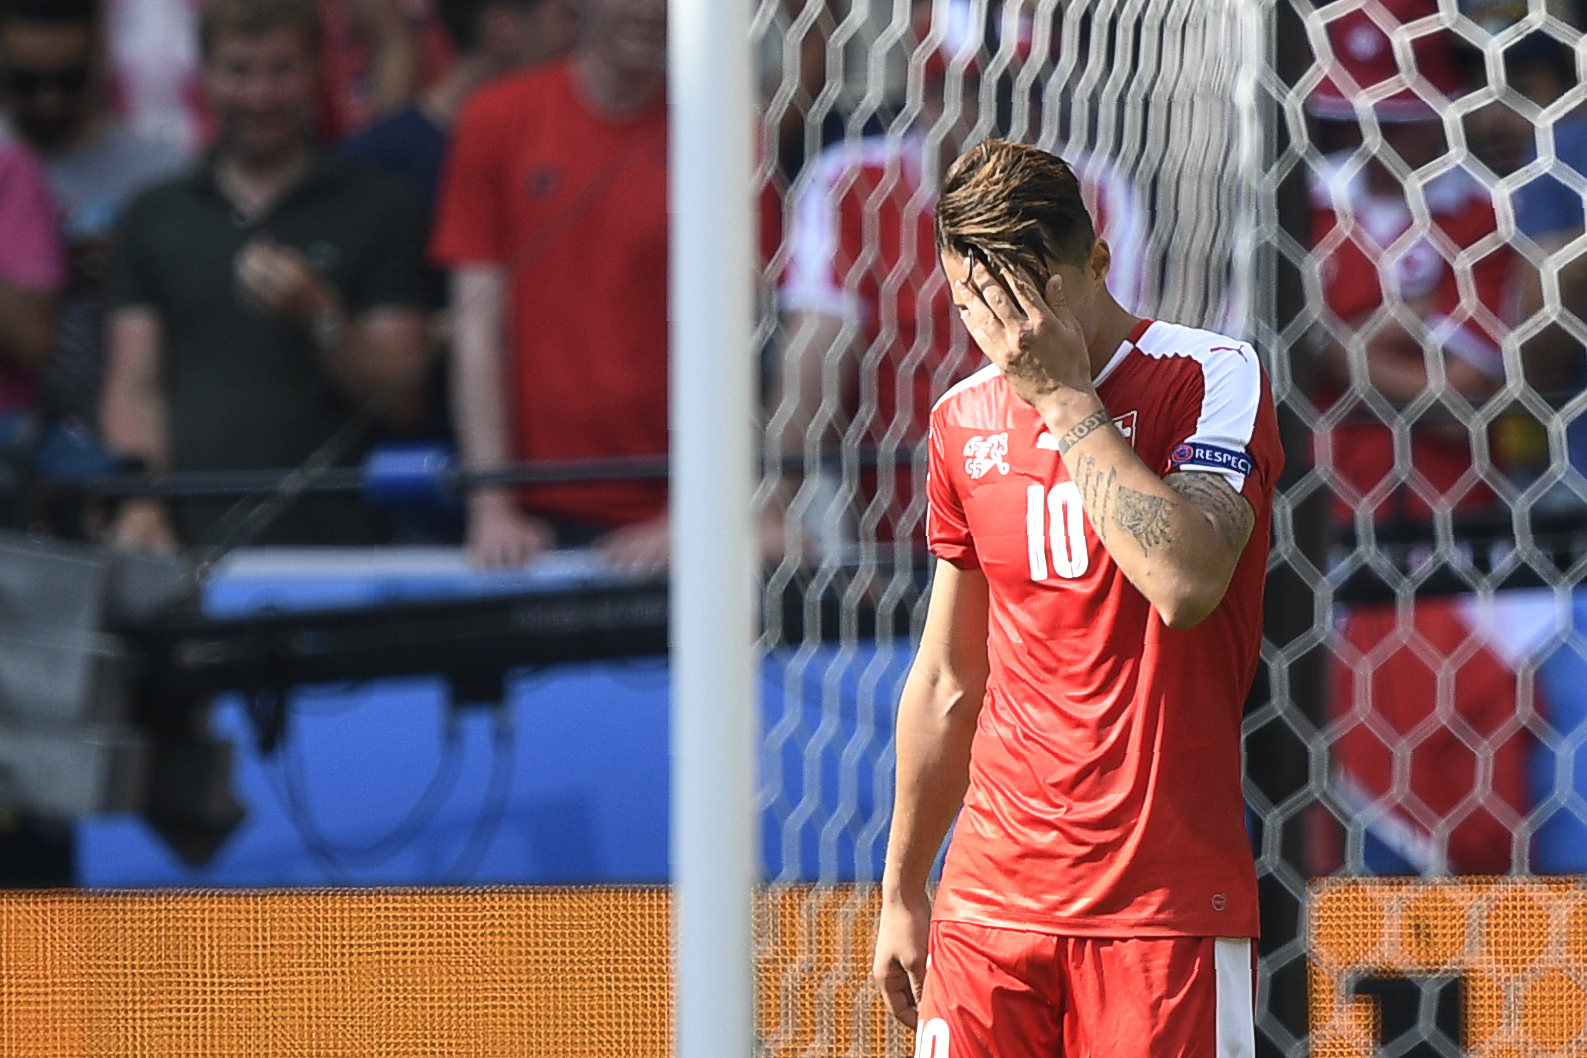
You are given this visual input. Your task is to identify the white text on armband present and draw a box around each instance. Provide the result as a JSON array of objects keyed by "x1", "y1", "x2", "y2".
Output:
[{"x1": 1169, "y1": 442, "x2": 1253, "y2": 477}]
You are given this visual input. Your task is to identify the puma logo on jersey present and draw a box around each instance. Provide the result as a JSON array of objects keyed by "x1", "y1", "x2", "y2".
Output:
[
  {"x1": 1036, "y1": 411, "x2": 1137, "y2": 450},
  {"x1": 963, "y1": 433, "x2": 1010, "y2": 478}
]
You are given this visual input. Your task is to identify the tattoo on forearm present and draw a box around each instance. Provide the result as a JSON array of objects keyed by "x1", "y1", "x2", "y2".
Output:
[
  {"x1": 1070, "y1": 454, "x2": 1115, "y2": 533},
  {"x1": 1070, "y1": 451, "x2": 1174, "y2": 555},
  {"x1": 1168, "y1": 472, "x2": 1256, "y2": 556},
  {"x1": 1112, "y1": 485, "x2": 1174, "y2": 554},
  {"x1": 1055, "y1": 409, "x2": 1114, "y2": 454}
]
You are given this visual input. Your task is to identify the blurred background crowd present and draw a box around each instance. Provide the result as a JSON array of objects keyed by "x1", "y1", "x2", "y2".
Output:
[{"x1": 0, "y1": 0, "x2": 1579, "y2": 563}]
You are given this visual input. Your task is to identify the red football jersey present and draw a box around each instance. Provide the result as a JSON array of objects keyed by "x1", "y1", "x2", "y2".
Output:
[
  {"x1": 430, "y1": 61, "x2": 669, "y2": 529},
  {"x1": 926, "y1": 318, "x2": 1281, "y2": 938}
]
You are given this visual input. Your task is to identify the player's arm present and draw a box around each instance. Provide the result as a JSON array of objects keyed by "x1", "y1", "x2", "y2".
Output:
[
  {"x1": 955, "y1": 256, "x2": 1254, "y2": 630},
  {"x1": 873, "y1": 558, "x2": 990, "y2": 1029},
  {"x1": 1055, "y1": 412, "x2": 1253, "y2": 628}
]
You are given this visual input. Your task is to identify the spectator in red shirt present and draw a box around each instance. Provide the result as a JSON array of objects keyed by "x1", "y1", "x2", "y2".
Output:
[
  {"x1": 1306, "y1": 0, "x2": 1512, "y2": 523},
  {"x1": 430, "y1": 0, "x2": 668, "y2": 569}
]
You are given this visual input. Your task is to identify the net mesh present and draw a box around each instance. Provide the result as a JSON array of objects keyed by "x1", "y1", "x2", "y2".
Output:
[{"x1": 754, "y1": 0, "x2": 1587, "y2": 1055}]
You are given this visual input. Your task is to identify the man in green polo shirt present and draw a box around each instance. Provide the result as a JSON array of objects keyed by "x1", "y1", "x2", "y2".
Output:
[{"x1": 101, "y1": 0, "x2": 428, "y2": 548}]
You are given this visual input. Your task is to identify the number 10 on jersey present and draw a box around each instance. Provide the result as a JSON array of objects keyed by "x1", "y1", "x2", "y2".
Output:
[{"x1": 1027, "y1": 482, "x2": 1090, "y2": 581}]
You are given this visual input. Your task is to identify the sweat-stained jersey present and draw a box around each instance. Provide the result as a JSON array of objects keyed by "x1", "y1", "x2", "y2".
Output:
[{"x1": 926, "y1": 318, "x2": 1282, "y2": 938}]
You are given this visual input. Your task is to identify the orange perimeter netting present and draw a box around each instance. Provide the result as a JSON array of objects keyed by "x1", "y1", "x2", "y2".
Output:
[
  {"x1": 0, "y1": 884, "x2": 908, "y2": 1058},
  {"x1": 1311, "y1": 878, "x2": 1587, "y2": 1058}
]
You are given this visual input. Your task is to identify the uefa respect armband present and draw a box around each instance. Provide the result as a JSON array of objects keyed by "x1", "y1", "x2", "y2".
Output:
[{"x1": 1169, "y1": 441, "x2": 1254, "y2": 478}]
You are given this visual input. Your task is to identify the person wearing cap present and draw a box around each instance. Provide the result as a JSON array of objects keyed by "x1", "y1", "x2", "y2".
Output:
[
  {"x1": 766, "y1": 0, "x2": 1149, "y2": 557},
  {"x1": 1306, "y1": 0, "x2": 1529, "y2": 876}
]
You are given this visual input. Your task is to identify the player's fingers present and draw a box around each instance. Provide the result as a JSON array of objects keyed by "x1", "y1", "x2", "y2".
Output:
[
  {"x1": 1044, "y1": 273, "x2": 1070, "y2": 315},
  {"x1": 876, "y1": 962, "x2": 919, "y2": 1028},
  {"x1": 956, "y1": 255, "x2": 996, "y2": 321},
  {"x1": 904, "y1": 964, "x2": 926, "y2": 1026},
  {"x1": 961, "y1": 253, "x2": 990, "y2": 298},
  {"x1": 1002, "y1": 263, "x2": 1053, "y2": 322},
  {"x1": 968, "y1": 257, "x2": 1024, "y2": 324}
]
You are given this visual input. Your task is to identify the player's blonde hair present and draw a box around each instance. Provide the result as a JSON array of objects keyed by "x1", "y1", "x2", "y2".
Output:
[{"x1": 935, "y1": 139, "x2": 1096, "y2": 287}]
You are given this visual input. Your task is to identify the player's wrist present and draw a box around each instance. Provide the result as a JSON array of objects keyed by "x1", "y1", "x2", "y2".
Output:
[
  {"x1": 1032, "y1": 388, "x2": 1106, "y2": 438},
  {"x1": 880, "y1": 870, "x2": 930, "y2": 906}
]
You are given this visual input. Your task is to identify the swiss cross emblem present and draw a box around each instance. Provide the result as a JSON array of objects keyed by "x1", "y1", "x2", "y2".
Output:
[{"x1": 963, "y1": 433, "x2": 1010, "y2": 479}]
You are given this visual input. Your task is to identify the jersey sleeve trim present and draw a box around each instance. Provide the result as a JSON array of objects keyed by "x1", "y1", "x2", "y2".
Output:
[{"x1": 1155, "y1": 336, "x2": 1263, "y2": 494}]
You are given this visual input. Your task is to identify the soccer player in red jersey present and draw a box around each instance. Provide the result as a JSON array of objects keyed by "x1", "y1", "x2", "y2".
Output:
[{"x1": 871, "y1": 139, "x2": 1282, "y2": 1058}]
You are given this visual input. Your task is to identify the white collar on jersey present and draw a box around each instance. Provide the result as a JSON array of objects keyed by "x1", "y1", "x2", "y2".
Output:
[{"x1": 1092, "y1": 320, "x2": 1154, "y2": 387}]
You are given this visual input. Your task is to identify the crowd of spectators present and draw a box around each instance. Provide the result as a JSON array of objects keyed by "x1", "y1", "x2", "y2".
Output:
[{"x1": 0, "y1": 0, "x2": 1569, "y2": 559}]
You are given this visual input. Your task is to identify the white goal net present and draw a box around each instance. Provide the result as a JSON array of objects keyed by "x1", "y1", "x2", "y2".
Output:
[{"x1": 753, "y1": 0, "x2": 1587, "y2": 1054}]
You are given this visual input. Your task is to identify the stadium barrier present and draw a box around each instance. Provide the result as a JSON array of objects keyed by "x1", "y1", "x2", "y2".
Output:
[
  {"x1": 0, "y1": 885, "x2": 907, "y2": 1057},
  {"x1": 8, "y1": 876, "x2": 1587, "y2": 1055},
  {"x1": 1311, "y1": 878, "x2": 1587, "y2": 1058}
]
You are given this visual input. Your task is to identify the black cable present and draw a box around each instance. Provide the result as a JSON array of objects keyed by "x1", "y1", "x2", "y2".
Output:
[
  {"x1": 270, "y1": 709, "x2": 466, "y2": 877},
  {"x1": 441, "y1": 704, "x2": 516, "y2": 884}
]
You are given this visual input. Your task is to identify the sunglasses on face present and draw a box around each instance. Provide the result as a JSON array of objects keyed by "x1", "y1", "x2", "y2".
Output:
[{"x1": 6, "y1": 64, "x2": 91, "y2": 97}]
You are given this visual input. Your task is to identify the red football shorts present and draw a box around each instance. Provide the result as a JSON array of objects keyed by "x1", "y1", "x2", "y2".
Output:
[{"x1": 913, "y1": 921, "x2": 1255, "y2": 1058}]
